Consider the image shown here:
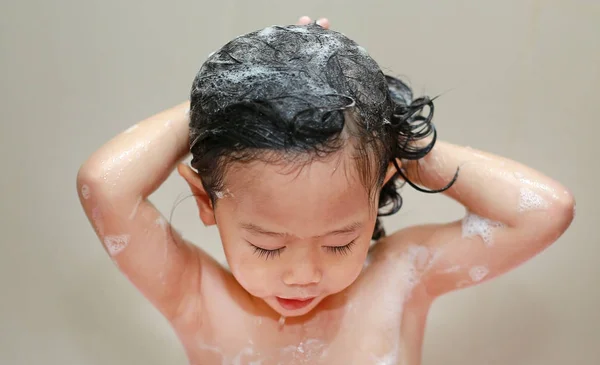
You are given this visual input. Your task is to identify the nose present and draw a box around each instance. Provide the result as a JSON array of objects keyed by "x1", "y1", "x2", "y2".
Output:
[{"x1": 282, "y1": 259, "x2": 322, "y2": 287}]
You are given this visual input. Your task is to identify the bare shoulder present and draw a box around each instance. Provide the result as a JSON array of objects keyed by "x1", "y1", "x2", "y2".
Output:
[
  {"x1": 171, "y1": 243, "x2": 256, "y2": 331},
  {"x1": 367, "y1": 224, "x2": 438, "y2": 263}
]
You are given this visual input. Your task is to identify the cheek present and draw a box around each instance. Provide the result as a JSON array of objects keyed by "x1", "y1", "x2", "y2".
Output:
[
  {"x1": 324, "y1": 246, "x2": 368, "y2": 291},
  {"x1": 225, "y1": 244, "x2": 278, "y2": 297},
  {"x1": 231, "y1": 262, "x2": 276, "y2": 298}
]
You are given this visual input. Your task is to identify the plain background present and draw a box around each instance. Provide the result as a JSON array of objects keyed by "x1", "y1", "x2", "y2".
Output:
[{"x1": 1, "y1": 0, "x2": 598, "y2": 364}]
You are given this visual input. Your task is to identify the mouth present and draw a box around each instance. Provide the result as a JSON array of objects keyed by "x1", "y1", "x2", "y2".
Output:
[{"x1": 276, "y1": 297, "x2": 316, "y2": 311}]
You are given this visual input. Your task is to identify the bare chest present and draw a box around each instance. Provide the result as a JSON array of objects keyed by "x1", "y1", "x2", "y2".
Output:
[{"x1": 180, "y1": 250, "x2": 425, "y2": 365}]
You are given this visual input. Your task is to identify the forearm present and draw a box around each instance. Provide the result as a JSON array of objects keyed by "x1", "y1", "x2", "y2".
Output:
[
  {"x1": 404, "y1": 140, "x2": 575, "y2": 228},
  {"x1": 78, "y1": 101, "x2": 190, "y2": 200}
]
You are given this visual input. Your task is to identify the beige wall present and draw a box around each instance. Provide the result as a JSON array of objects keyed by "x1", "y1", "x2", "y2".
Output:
[{"x1": 1, "y1": 0, "x2": 598, "y2": 364}]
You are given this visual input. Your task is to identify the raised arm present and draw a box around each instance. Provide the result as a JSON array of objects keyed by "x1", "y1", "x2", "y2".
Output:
[
  {"x1": 390, "y1": 140, "x2": 575, "y2": 298},
  {"x1": 76, "y1": 101, "x2": 206, "y2": 321}
]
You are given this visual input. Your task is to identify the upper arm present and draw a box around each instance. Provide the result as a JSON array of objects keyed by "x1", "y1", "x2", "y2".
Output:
[
  {"x1": 385, "y1": 196, "x2": 575, "y2": 299},
  {"x1": 77, "y1": 167, "x2": 207, "y2": 322}
]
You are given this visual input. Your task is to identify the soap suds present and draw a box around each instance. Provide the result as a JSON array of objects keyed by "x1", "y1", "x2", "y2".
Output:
[
  {"x1": 462, "y1": 212, "x2": 504, "y2": 246},
  {"x1": 258, "y1": 26, "x2": 276, "y2": 39},
  {"x1": 280, "y1": 338, "x2": 328, "y2": 363},
  {"x1": 370, "y1": 350, "x2": 398, "y2": 365},
  {"x1": 469, "y1": 266, "x2": 489, "y2": 282},
  {"x1": 405, "y1": 245, "x2": 437, "y2": 272},
  {"x1": 519, "y1": 187, "x2": 549, "y2": 212},
  {"x1": 81, "y1": 184, "x2": 90, "y2": 200},
  {"x1": 104, "y1": 234, "x2": 130, "y2": 256},
  {"x1": 214, "y1": 189, "x2": 235, "y2": 199},
  {"x1": 357, "y1": 45, "x2": 369, "y2": 56},
  {"x1": 288, "y1": 26, "x2": 309, "y2": 33}
]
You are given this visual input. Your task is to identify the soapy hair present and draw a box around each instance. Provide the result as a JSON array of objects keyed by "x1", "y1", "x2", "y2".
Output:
[{"x1": 189, "y1": 23, "x2": 456, "y2": 240}]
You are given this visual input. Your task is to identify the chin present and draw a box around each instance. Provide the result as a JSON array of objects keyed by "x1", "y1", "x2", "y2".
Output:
[{"x1": 265, "y1": 295, "x2": 324, "y2": 317}]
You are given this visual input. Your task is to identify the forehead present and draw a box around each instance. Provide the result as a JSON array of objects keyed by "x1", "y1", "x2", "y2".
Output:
[{"x1": 222, "y1": 153, "x2": 373, "y2": 235}]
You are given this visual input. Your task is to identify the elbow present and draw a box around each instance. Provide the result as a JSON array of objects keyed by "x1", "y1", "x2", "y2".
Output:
[
  {"x1": 554, "y1": 188, "x2": 576, "y2": 230},
  {"x1": 517, "y1": 188, "x2": 575, "y2": 246},
  {"x1": 76, "y1": 157, "x2": 108, "y2": 203},
  {"x1": 536, "y1": 188, "x2": 576, "y2": 241},
  {"x1": 76, "y1": 163, "x2": 97, "y2": 204}
]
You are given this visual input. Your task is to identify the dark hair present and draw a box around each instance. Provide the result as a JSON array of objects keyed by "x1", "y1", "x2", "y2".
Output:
[{"x1": 189, "y1": 23, "x2": 455, "y2": 241}]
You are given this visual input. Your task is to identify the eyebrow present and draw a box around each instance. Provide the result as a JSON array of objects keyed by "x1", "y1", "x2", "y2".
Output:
[{"x1": 240, "y1": 221, "x2": 363, "y2": 238}]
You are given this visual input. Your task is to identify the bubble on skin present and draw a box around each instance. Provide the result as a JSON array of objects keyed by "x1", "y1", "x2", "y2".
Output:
[
  {"x1": 81, "y1": 184, "x2": 91, "y2": 200},
  {"x1": 519, "y1": 187, "x2": 549, "y2": 212},
  {"x1": 214, "y1": 189, "x2": 235, "y2": 199},
  {"x1": 128, "y1": 196, "x2": 142, "y2": 220},
  {"x1": 462, "y1": 212, "x2": 504, "y2": 246},
  {"x1": 104, "y1": 234, "x2": 130, "y2": 256},
  {"x1": 278, "y1": 315, "x2": 286, "y2": 328},
  {"x1": 469, "y1": 266, "x2": 489, "y2": 282},
  {"x1": 280, "y1": 338, "x2": 327, "y2": 362},
  {"x1": 406, "y1": 245, "x2": 437, "y2": 271},
  {"x1": 401, "y1": 245, "x2": 438, "y2": 287},
  {"x1": 392, "y1": 244, "x2": 439, "y2": 302},
  {"x1": 370, "y1": 350, "x2": 398, "y2": 365}
]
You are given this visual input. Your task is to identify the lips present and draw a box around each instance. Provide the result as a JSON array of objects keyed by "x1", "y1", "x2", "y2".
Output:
[{"x1": 276, "y1": 297, "x2": 315, "y2": 311}]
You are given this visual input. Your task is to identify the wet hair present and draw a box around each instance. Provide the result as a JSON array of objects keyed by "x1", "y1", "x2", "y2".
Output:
[{"x1": 189, "y1": 23, "x2": 456, "y2": 241}]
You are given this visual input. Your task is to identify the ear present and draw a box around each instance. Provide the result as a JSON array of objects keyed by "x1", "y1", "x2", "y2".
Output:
[
  {"x1": 177, "y1": 163, "x2": 216, "y2": 226},
  {"x1": 383, "y1": 159, "x2": 402, "y2": 185}
]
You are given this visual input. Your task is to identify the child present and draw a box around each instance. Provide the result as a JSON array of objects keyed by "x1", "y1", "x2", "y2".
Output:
[{"x1": 77, "y1": 16, "x2": 575, "y2": 365}]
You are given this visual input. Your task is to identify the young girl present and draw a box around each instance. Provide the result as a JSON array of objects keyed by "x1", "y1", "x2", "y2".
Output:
[{"x1": 77, "y1": 16, "x2": 575, "y2": 365}]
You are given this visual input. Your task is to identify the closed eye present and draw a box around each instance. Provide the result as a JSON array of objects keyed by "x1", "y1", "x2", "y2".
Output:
[
  {"x1": 248, "y1": 240, "x2": 357, "y2": 260},
  {"x1": 249, "y1": 243, "x2": 285, "y2": 260},
  {"x1": 324, "y1": 240, "x2": 356, "y2": 256}
]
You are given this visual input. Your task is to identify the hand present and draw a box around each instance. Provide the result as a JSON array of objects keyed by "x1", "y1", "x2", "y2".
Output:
[{"x1": 297, "y1": 16, "x2": 330, "y2": 29}]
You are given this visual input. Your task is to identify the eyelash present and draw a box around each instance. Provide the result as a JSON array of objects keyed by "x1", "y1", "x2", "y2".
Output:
[{"x1": 249, "y1": 240, "x2": 357, "y2": 260}]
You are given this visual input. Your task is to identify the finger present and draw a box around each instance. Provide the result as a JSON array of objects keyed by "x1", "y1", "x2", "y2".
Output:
[
  {"x1": 297, "y1": 16, "x2": 312, "y2": 25},
  {"x1": 316, "y1": 18, "x2": 330, "y2": 29}
]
